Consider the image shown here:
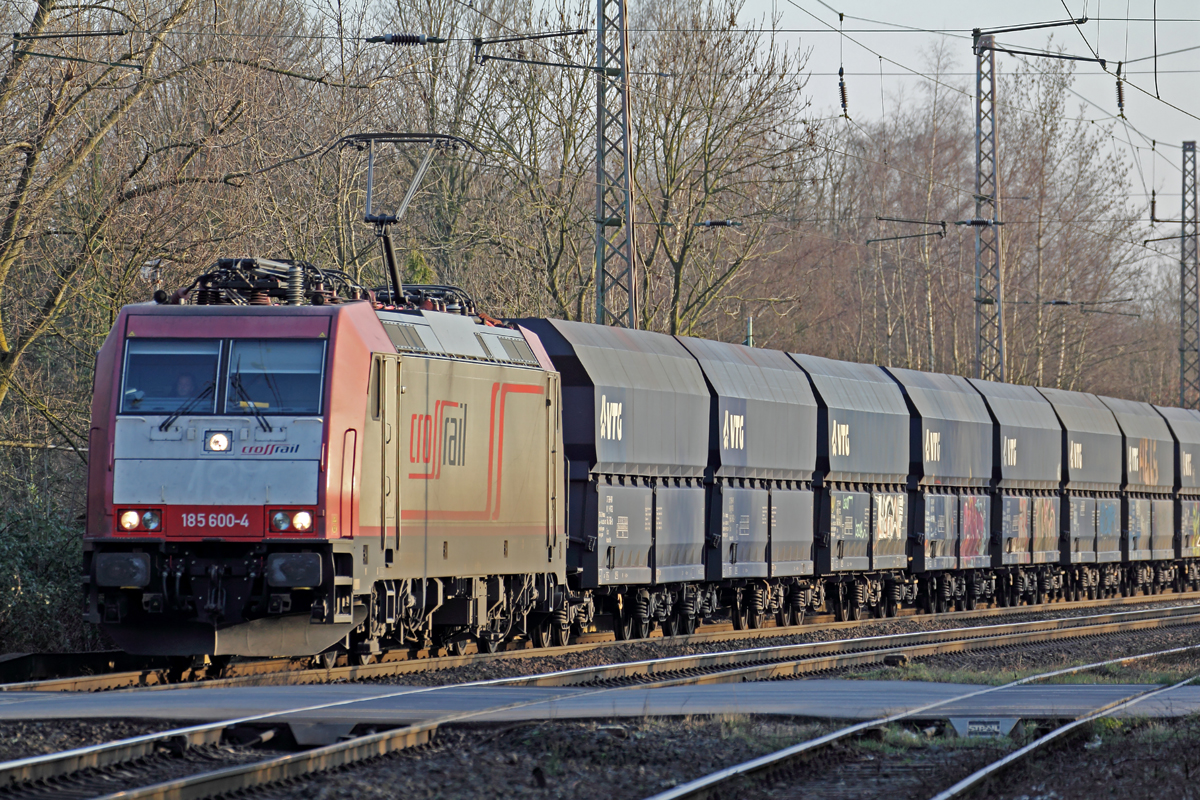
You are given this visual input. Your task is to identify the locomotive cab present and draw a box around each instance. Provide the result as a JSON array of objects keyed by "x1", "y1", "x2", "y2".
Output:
[{"x1": 84, "y1": 304, "x2": 374, "y2": 656}]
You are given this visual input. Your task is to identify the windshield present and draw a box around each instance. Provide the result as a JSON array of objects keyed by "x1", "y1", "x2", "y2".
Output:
[
  {"x1": 121, "y1": 340, "x2": 220, "y2": 414},
  {"x1": 226, "y1": 339, "x2": 325, "y2": 415}
]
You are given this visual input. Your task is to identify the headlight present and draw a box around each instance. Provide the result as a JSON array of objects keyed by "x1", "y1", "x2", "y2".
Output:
[
  {"x1": 271, "y1": 511, "x2": 291, "y2": 531},
  {"x1": 141, "y1": 510, "x2": 161, "y2": 531},
  {"x1": 205, "y1": 431, "x2": 231, "y2": 452},
  {"x1": 291, "y1": 511, "x2": 313, "y2": 532},
  {"x1": 119, "y1": 510, "x2": 141, "y2": 530}
]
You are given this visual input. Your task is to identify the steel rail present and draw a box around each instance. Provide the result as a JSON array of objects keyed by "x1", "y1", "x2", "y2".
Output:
[
  {"x1": 2, "y1": 604, "x2": 1197, "y2": 794},
  {"x1": 7, "y1": 593, "x2": 1198, "y2": 694},
  {"x1": 640, "y1": 644, "x2": 1200, "y2": 800},
  {"x1": 506, "y1": 604, "x2": 1200, "y2": 686},
  {"x1": 928, "y1": 674, "x2": 1199, "y2": 800}
]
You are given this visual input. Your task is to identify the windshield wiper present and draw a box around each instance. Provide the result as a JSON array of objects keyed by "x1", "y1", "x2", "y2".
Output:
[
  {"x1": 230, "y1": 366, "x2": 272, "y2": 433},
  {"x1": 159, "y1": 382, "x2": 214, "y2": 432}
]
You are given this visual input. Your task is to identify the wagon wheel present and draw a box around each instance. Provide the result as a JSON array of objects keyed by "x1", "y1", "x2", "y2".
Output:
[
  {"x1": 679, "y1": 612, "x2": 698, "y2": 635},
  {"x1": 531, "y1": 615, "x2": 553, "y2": 648},
  {"x1": 832, "y1": 583, "x2": 847, "y2": 622},
  {"x1": 747, "y1": 596, "x2": 765, "y2": 629},
  {"x1": 776, "y1": 605, "x2": 797, "y2": 628},
  {"x1": 661, "y1": 612, "x2": 680, "y2": 638},
  {"x1": 550, "y1": 620, "x2": 571, "y2": 647},
  {"x1": 731, "y1": 593, "x2": 750, "y2": 630},
  {"x1": 612, "y1": 609, "x2": 635, "y2": 641}
]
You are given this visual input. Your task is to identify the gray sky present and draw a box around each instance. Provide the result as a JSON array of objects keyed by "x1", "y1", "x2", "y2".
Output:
[{"x1": 731, "y1": 0, "x2": 1198, "y2": 213}]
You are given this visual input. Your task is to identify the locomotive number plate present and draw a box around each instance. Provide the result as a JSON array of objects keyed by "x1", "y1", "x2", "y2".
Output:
[{"x1": 181, "y1": 512, "x2": 251, "y2": 528}]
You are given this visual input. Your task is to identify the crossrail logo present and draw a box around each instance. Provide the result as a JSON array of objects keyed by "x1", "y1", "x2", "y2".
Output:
[
  {"x1": 241, "y1": 443, "x2": 300, "y2": 455},
  {"x1": 830, "y1": 419, "x2": 850, "y2": 457},
  {"x1": 722, "y1": 409, "x2": 745, "y2": 450},
  {"x1": 599, "y1": 394, "x2": 623, "y2": 441},
  {"x1": 409, "y1": 401, "x2": 468, "y2": 478}
]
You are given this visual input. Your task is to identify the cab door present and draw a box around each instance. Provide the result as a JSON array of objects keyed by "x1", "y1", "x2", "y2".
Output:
[{"x1": 377, "y1": 354, "x2": 401, "y2": 552}]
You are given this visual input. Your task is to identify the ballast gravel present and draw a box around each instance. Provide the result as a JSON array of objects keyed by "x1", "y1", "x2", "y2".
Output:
[{"x1": 257, "y1": 717, "x2": 1012, "y2": 800}]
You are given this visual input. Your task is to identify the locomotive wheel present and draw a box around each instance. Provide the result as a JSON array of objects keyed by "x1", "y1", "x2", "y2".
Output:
[
  {"x1": 531, "y1": 616, "x2": 553, "y2": 648},
  {"x1": 477, "y1": 636, "x2": 501, "y2": 654},
  {"x1": 448, "y1": 639, "x2": 469, "y2": 657},
  {"x1": 354, "y1": 653, "x2": 376, "y2": 666},
  {"x1": 315, "y1": 650, "x2": 338, "y2": 670}
]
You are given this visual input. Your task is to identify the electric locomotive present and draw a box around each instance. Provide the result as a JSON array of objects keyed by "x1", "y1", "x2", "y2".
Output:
[{"x1": 84, "y1": 260, "x2": 567, "y2": 658}]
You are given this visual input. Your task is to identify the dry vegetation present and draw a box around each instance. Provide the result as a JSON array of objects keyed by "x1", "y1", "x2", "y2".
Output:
[{"x1": 0, "y1": 0, "x2": 1177, "y2": 651}]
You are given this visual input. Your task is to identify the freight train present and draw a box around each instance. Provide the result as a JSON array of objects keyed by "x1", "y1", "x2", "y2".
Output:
[{"x1": 81, "y1": 260, "x2": 1200, "y2": 660}]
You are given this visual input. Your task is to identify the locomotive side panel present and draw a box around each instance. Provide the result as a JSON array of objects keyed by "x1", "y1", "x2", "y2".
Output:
[{"x1": 361, "y1": 355, "x2": 561, "y2": 581}]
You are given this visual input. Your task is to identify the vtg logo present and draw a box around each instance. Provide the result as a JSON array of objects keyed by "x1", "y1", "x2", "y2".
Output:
[
  {"x1": 1185, "y1": 452, "x2": 1194, "y2": 479},
  {"x1": 1069, "y1": 441, "x2": 1084, "y2": 471},
  {"x1": 722, "y1": 409, "x2": 745, "y2": 450},
  {"x1": 1129, "y1": 445, "x2": 1140, "y2": 475},
  {"x1": 1003, "y1": 436, "x2": 1018, "y2": 467},
  {"x1": 923, "y1": 429, "x2": 941, "y2": 462},
  {"x1": 600, "y1": 394, "x2": 623, "y2": 441},
  {"x1": 830, "y1": 418, "x2": 850, "y2": 457}
]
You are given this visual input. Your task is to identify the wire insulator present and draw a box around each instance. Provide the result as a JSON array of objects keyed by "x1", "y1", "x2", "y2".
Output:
[
  {"x1": 366, "y1": 32, "x2": 444, "y2": 45},
  {"x1": 838, "y1": 66, "x2": 848, "y2": 116},
  {"x1": 1116, "y1": 79, "x2": 1125, "y2": 117}
]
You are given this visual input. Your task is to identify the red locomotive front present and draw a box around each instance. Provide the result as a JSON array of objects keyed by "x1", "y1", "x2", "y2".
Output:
[{"x1": 84, "y1": 301, "x2": 388, "y2": 657}]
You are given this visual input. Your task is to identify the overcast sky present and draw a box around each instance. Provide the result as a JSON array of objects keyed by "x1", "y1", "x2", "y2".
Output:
[{"x1": 727, "y1": 0, "x2": 1198, "y2": 213}]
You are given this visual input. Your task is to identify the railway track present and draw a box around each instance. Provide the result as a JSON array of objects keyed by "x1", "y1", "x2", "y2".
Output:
[
  {"x1": 2, "y1": 602, "x2": 1199, "y2": 799},
  {"x1": 928, "y1": 675, "x2": 1199, "y2": 800},
  {"x1": 6, "y1": 591, "x2": 1200, "y2": 694},
  {"x1": 639, "y1": 644, "x2": 1200, "y2": 800}
]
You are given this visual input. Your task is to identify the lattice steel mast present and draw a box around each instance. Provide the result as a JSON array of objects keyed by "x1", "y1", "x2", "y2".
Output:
[
  {"x1": 594, "y1": 0, "x2": 637, "y2": 328},
  {"x1": 972, "y1": 32, "x2": 1004, "y2": 381},
  {"x1": 1182, "y1": 141, "x2": 1199, "y2": 408}
]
